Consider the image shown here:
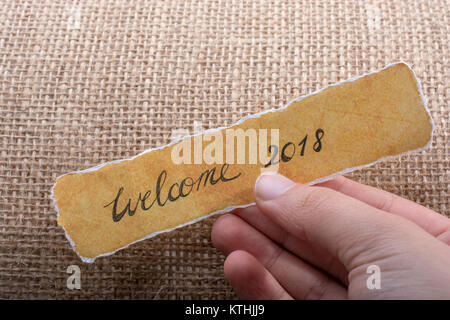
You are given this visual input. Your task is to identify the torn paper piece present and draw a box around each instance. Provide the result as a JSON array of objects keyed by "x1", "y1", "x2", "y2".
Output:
[{"x1": 51, "y1": 62, "x2": 434, "y2": 262}]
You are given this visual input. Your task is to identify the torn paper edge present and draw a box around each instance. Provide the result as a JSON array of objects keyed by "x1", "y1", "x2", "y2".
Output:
[{"x1": 50, "y1": 61, "x2": 435, "y2": 263}]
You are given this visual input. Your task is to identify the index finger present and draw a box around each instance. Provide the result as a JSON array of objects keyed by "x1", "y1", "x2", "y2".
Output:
[{"x1": 316, "y1": 176, "x2": 450, "y2": 240}]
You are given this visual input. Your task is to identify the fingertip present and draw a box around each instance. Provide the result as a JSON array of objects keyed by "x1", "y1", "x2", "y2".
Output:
[
  {"x1": 224, "y1": 250, "x2": 255, "y2": 280},
  {"x1": 223, "y1": 251, "x2": 256, "y2": 292},
  {"x1": 211, "y1": 214, "x2": 232, "y2": 252},
  {"x1": 211, "y1": 214, "x2": 245, "y2": 254},
  {"x1": 254, "y1": 172, "x2": 297, "y2": 201},
  {"x1": 224, "y1": 250, "x2": 291, "y2": 300}
]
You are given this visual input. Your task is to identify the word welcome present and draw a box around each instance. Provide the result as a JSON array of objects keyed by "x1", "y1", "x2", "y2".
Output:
[{"x1": 104, "y1": 163, "x2": 241, "y2": 222}]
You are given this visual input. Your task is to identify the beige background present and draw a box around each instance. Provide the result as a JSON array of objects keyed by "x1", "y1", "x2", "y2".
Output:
[{"x1": 0, "y1": 0, "x2": 448, "y2": 299}]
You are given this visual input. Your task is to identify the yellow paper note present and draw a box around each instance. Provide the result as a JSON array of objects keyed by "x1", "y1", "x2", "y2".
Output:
[{"x1": 52, "y1": 62, "x2": 433, "y2": 262}]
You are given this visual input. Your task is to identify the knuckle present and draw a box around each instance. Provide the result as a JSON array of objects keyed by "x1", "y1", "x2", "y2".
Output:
[
  {"x1": 264, "y1": 246, "x2": 284, "y2": 270},
  {"x1": 278, "y1": 186, "x2": 338, "y2": 241},
  {"x1": 302, "y1": 277, "x2": 328, "y2": 300},
  {"x1": 437, "y1": 223, "x2": 450, "y2": 245},
  {"x1": 211, "y1": 214, "x2": 239, "y2": 248},
  {"x1": 294, "y1": 186, "x2": 335, "y2": 213},
  {"x1": 373, "y1": 193, "x2": 395, "y2": 213}
]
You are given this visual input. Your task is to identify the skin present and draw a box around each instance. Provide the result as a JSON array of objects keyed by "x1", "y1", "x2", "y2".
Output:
[{"x1": 211, "y1": 173, "x2": 450, "y2": 299}]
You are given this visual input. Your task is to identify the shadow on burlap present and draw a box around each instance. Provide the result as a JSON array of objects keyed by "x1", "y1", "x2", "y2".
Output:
[{"x1": 0, "y1": 0, "x2": 448, "y2": 299}]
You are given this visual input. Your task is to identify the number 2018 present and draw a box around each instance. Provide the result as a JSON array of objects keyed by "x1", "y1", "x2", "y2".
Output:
[{"x1": 264, "y1": 128, "x2": 324, "y2": 168}]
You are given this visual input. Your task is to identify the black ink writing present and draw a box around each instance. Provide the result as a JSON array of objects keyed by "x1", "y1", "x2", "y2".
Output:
[
  {"x1": 264, "y1": 128, "x2": 325, "y2": 168},
  {"x1": 313, "y1": 128, "x2": 324, "y2": 152},
  {"x1": 104, "y1": 163, "x2": 242, "y2": 222}
]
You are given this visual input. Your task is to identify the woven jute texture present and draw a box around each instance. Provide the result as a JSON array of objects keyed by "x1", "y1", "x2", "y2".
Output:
[{"x1": 0, "y1": 0, "x2": 448, "y2": 299}]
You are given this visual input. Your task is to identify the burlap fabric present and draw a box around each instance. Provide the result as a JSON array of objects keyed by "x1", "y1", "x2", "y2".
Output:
[{"x1": 0, "y1": 0, "x2": 448, "y2": 299}]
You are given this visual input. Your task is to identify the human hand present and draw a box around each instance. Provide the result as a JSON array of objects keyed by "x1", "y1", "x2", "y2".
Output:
[{"x1": 211, "y1": 173, "x2": 450, "y2": 299}]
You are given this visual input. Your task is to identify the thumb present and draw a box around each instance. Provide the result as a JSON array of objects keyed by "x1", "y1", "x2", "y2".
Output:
[{"x1": 254, "y1": 173, "x2": 436, "y2": 271}]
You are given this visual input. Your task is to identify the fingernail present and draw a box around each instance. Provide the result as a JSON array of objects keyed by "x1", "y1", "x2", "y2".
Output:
[{"x1": 255, "y1": 172, "x2": 296, "y2": 201}]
